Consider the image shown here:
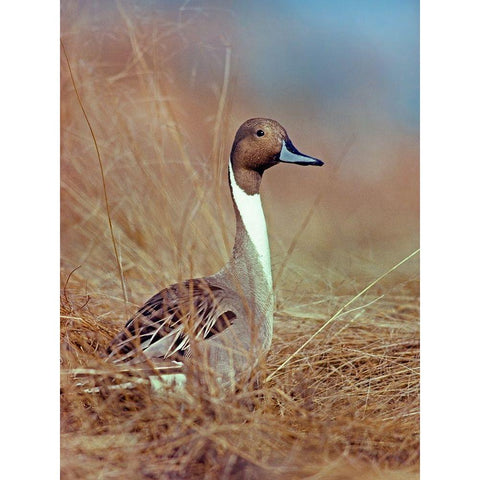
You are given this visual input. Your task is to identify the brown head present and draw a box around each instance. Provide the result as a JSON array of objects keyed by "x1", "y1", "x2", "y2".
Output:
[{"x1": 230, "y1": 118, "x2": 324, "y2": 195}]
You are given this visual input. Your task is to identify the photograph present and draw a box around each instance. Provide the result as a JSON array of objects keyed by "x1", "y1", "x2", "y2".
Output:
[{"x1": 60, "y1": 1, "x2": 420, "y2": 478}]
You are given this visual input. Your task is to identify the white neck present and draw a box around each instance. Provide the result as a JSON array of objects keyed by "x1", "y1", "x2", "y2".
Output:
[{"x1": 228, "y1": 160, "x2": 272, "y2": 288}]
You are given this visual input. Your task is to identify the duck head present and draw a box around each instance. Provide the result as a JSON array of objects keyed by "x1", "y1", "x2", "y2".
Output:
[{"x1": 230, "y1": 118, "x2": 324, "y2": 195}]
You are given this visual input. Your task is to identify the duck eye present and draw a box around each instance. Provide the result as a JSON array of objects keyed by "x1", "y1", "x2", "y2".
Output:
[{"x1": 256, "y1": 129, "x2": 265, "y2": 137}]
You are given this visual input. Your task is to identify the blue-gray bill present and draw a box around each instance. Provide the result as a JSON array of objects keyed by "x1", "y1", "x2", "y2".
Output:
[{"x1": 279, "y1": 139, "x2": 324, "y2": 166}]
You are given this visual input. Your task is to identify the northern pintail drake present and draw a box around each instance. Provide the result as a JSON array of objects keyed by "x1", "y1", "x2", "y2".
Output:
[{"x1": 107, "y1": 118, "x2": 324, "y2": 387}]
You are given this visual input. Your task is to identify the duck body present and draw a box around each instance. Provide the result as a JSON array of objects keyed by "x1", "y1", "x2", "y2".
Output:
[{"x1": 107, "y1": 118, "x2": 323, "y2": 386}]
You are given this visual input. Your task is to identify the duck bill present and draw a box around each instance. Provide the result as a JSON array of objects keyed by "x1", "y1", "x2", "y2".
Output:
[{"x1": 279, "y1": 139, "x2": 324, "y2": 166}]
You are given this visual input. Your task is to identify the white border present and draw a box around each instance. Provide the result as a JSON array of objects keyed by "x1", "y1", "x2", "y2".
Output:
[
  {"x1": 421, "y1": 1, "x2": 480, "y2": 478},
  {"x1": 3, "y1": 3, "x2": 59, "y2": 478}
]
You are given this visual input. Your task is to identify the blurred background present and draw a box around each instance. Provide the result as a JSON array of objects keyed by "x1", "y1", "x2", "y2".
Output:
[{"x1": 61, "y1": 0, "x2": 419, "y2": 309}]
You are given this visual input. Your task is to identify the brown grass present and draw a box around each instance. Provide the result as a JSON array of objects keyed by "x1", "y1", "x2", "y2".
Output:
[
  {"x1": 61, "y1": 276, "x2": 419, "y2": 479},
  {"x1": 60, "y1": 3, "x2": 419, "y2": 479}
]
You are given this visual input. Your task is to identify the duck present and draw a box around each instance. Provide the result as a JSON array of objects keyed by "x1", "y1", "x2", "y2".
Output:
[{"x1": 107, "y1": 118, "x2": 324, "y2": 387}]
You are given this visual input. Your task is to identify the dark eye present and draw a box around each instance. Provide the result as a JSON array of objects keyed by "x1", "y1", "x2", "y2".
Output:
[{"x1": 256, "y1": 129, "x2": 265, "y2": 137}]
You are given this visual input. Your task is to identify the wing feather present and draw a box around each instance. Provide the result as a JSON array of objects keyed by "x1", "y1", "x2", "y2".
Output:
[{"x1": 107, "y1": 278, "x2": 236, "y2": 362}]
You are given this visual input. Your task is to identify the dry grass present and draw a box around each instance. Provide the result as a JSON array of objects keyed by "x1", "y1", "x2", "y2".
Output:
[
  {"x1": 61, "y1": 3, "x2": 419, "y2": 479},
  {"x1": 61, "y1": 276, "x2": 419, "y2": 479}
]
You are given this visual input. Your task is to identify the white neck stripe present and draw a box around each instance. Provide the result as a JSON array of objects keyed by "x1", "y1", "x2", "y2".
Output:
[{"x1": 229, "y1": 161, "x2": 272, "y2": 288}]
